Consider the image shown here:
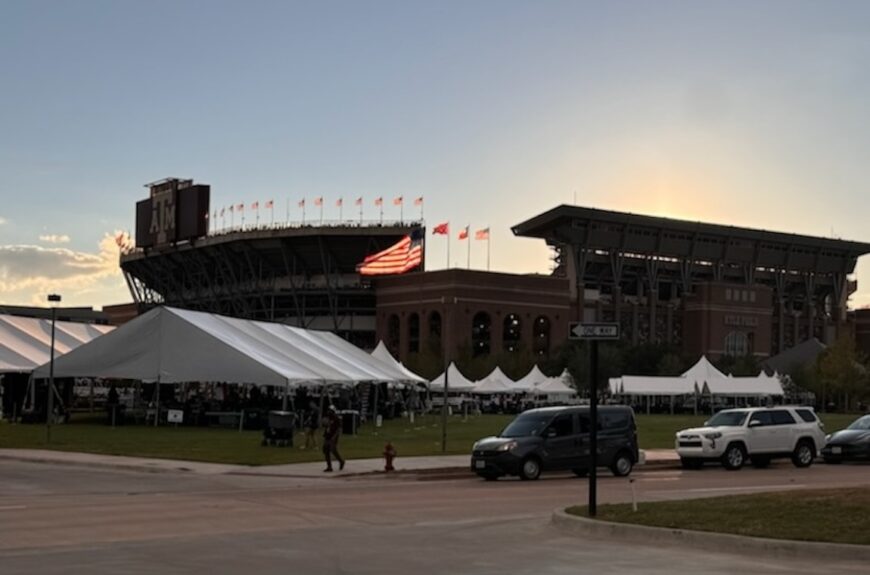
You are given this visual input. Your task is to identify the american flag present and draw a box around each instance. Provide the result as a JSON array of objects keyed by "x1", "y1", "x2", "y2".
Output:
[
  {"x1": 475, "y1": 227, "x2": 490, "y2": 240},
  {"x1": 414, "y1": 196, "x2": 423, "y2": 206},
  {"x1": 358, "y1": 229, "x2": 423, "y2": 276},
  {"x1": 393, "y1": 196, "x2": 403, "y2": 206}
]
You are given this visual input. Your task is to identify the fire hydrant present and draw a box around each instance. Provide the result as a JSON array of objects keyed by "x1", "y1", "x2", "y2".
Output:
[{"x1": 383, "y1": 441, "x2": 397, "y2": 472}]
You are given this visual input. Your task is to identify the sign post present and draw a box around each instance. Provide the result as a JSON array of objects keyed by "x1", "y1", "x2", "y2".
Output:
[{"x1": 569, "y1": 322, "x2": 619, "y2": 518}]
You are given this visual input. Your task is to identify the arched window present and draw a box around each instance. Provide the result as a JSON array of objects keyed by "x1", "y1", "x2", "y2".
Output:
[
  {"x1": 408, "y1": 313, "x2": 420, "y2": 353},
  {"x1": 427, "y1": 311, "x2": 442, "y2": 352},
  {"x1": 503, "y1": 313, "x2": 522, "y2": 353},
  {"x1": 533, "y1": 315, "x2": 550, "y2": 356},
  {"x1": 472, "y1": 312, "x2": 491, "y2": 357},
  {"x1": 387, "y1": 314, "x2": 400, "y2": 356},
  {"x1": 724, "y1": 331, "x2": 749, "y2": 357}
]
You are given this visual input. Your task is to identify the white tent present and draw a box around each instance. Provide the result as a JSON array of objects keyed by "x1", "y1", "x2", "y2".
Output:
[
  {"x1": 701, "y1": 373, "x2": 784, "y2": 397},
  {"x1": 473, "y1": 366, "x2": 518, "y2": 395},
  {"x1": 617, "y1": 375, "x2": 698, "y2": 396},
  {"x1": 534, "y1": 374, "x2": 577, "y2": 397},
  {"x1": 369, "y1": 341, "x2": 427, "y2": 385},
  {"x1": 513, "y1": 365, "x2": 548, "y2": 392},
  {"x1": 429, "y1": 361, "x2": 476, "y2": 393},
  {"x1": 682, "y1": 356, "x2": 727, "y2": 385},
  {"x1": 0, "y1": 314, "x2": 113, "y2": 373},
  {"x1": 32, "y1": 307, "x2": 414, "y2": 386}
]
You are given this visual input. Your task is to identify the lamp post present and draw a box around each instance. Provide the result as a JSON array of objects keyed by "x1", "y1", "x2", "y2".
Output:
[{"x1": 46, "y1": 294, "x2": 61, "y2": 443}]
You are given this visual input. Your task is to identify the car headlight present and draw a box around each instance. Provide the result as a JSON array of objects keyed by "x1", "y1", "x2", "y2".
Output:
[
  {"x1": 472, "y1": 441, "x2": 481, "y2": 450},
  {"x1": 825, "y1": 434, "x2": 831, "y2": 442},
  {"x1": 497, "y1": 440, "x2": 518, "y2": 452},
  {"x1": 703, "y1": 432, "x2": 722, "y2": 440}
]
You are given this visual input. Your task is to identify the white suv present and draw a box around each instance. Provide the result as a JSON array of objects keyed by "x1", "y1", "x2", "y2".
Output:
[{"x1": 675, "y1": 407, "x2": 826, "y2": 470}]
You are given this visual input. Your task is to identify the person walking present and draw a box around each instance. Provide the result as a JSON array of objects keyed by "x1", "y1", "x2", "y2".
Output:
[
  {"x1": 303, "y1": 403, "x2": 319, "y2": 449},
  {"x1": 322, "y1": 406, "x2": 345, "y2": 472}
]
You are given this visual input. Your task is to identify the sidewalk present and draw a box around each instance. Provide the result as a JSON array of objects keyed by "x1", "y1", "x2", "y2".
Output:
[{"x1": 0, "y1": 448, "x2": 679, "y2": 478}]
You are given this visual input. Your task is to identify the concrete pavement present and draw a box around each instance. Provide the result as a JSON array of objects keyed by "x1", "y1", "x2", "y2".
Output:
[{"x1": 0, "y1": 448, "x2": 679, "y2": 477}]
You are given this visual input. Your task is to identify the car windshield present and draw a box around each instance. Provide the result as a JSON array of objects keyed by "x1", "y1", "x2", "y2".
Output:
[
  {"x1": 706, "y1": 411, "x2": 749, "y2": 427},
  {"x1": 501, "y1": 412, "x2": 554, "y2": 437},
  {"x1": 847, "y1": 416, "x2": 870, "y2": 431}
]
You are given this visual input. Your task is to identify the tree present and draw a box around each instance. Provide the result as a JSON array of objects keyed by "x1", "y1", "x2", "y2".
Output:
[{"x1": 816, "y1": 334, "x2": 868, "y2": 411}]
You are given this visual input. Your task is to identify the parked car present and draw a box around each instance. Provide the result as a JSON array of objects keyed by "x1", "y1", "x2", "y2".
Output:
[
  {"x1": 470, "y1": 405, "x2": 638, "y2": 481},
  {"x1": 821, "y1": 414, "x2": 870, "y2": 463},
  {"x1": 675, "y1": 406, "x2": 826, "y2": 470}
]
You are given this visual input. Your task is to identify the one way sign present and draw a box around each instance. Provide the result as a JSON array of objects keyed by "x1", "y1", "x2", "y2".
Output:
[{"x1": 569, "y1": 322, "x2": 620, "y2": 340}]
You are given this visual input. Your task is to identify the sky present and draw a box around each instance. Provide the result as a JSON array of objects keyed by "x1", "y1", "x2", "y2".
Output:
[{"x1": 2, "y1": 1, "x2": 870, "y2": 309}]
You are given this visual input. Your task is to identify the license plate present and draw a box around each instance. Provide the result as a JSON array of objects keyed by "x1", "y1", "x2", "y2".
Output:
[
  {"x1": 475, "y1": 460, "x2": 485, "y2": 469},
  {"x1": 832, "y1": 446, "x2": 842, "y2": 455}
]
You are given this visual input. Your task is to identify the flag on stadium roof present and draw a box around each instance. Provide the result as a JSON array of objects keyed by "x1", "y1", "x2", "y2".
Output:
[
  {"x1": 432, "y1": 222, "x2": 449, "y2": 235},
  {"x1": 357, "y1": 229, "x2": 423, "y2": 276}
]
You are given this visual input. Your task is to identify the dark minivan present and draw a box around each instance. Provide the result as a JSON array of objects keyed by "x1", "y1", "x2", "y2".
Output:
[{"x1": 470, "y1": 406, "x2": 638, "y2": 480}]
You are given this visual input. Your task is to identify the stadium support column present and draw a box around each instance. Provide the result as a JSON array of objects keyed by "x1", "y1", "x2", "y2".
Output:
[
  {"x1": 573, "y1": 246, "x2": 588, "y2": 322},
  {"x1": 805, "y1": 273, "x2": 816, "y2": 342},
  {"x1": 610, "y1": 253, "x2": 624, "y2": 330},
  {"x1": 646, "y1": 258, "x2": 660, "y2": 344},
  {"x1": 775, "y1": 271, "x2": 786, "y2": 352}
]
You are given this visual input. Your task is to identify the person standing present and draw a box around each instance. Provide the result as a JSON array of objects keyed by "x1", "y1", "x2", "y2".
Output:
[
  {"x1": 322, "y1": 407, "x2": 345, "y2": 472},
  {"x1": 303, "y1": 403, "x2": 319, "y2": 449}
]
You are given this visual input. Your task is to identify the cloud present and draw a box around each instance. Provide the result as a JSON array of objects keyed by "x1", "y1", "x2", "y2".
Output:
[
  {"x1": 38, "y1": 234, "x2": 71, "y2": 244},
  {"x1": 0, "y1": 231, "x2": 130, "y2": 306},
  {"x1": 0, "y1": 217, "x2": 6, "y2": 225}
]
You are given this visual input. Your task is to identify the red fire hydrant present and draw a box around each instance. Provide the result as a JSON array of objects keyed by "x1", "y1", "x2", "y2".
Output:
[{"x1": 383, "y1": 441, "x2": 397, "y2": 472}]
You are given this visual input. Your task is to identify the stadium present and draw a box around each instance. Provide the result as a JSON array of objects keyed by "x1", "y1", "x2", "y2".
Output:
[{"x1": 120, "y1": 178, "x2": 870, "y2": 366}]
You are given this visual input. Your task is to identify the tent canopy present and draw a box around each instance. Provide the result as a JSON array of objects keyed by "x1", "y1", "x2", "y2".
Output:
[
  {"x1": 370, "y1": 341, "x2": 427, "y2": 384},
  {"x1": 473, "y1": 366, "x2": 518, "y2": 395},
  {"x1": 430, "y1": 362, "x2": 476, "y2": 392},
  {"x1": 513, "y1": 365, "x2": 548, "y2": 391},
  {"x1": 618, "y1": 376, "x2": 697, "y2": 396},
  {"x1": 32, "y1": 307, "x2": 414, "y2": 386},
  {"x1": 0, "y1": 314, "x2": 113, "y2": 373},
  {"x1": 534, "y1": 371, "x2": 577, "y2": 396}
]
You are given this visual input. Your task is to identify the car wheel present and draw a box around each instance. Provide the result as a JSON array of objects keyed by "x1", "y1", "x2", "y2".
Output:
[
  {"x1": 751, "y1": 456, "x2": 770, "y2": 469},
  {"x1": 519, "y1": 457, "x2": 542, "y2": 480},
  {"x1": 680, "y1": 457, "x2": 703, "y2": 470},
  {"x1": 721, "y1": 443, "x2": 746, "y2": 470},
  {"x1": 610, "y1": 451, "x2": 634, "y2": 477},
  {"x1": 792, "y1": 440, "x2": 815, "y2": 468},
  {"x1": 571, "y1": 468, "x2": 589, "y2": 478}
]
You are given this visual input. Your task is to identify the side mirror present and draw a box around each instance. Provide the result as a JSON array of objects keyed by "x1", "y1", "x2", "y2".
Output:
[{"x1": 748, "y1": 420, "x2": 762, "y2": 428}]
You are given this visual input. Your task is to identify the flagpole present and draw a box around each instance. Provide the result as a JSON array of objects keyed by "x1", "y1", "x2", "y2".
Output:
[
  {"x1": 487, "y1": 226, "x2": 491, "y2": 271},
  {"x1": 380, "y1": 203, "x2": 383, "y2": 225},
  {"x1": 222, "y1": 209, "x2": 226, "y2": 231},
  {"x1": 270, "y1": 204, "x2": 274, "y2": 227},
  {"x1": 359, "y1": 200, "x2": 363, "y2": 225},
  {"x1": 255, "y1": 206, "x2": 259, "y2": 228},
  {"x1": 467, "y1": 227, "x2": 471, "y2": 269},
  {"x1": 303, "y1": 202, "x2": 306, "y2": 225},
  {"x1": 230, "y1": 209, "x2": 234, "y2": 230},
  {"x1": 420, "y1": 199, "x2": 424, "y2": 221},
  {"x1": 447, "y1": 231, "x2": 450, "y2": 270},
  {"x1": 339, "y1": 201, "x2": 343, "y2": 222},
  {"x1": 400, "y1": 201, "x2": 403, "y2": 224},
  {"x1": 286, "y1": 198, "x2": 290, "y2": 225}
]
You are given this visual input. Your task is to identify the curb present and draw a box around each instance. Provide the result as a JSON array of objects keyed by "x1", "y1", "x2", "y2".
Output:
[
  {"x1": 551, "y1": 509, "x2": 870, "y2": 562},
  {"x1": 0, "y1": 452, "x2": 204, "y2": 475}
]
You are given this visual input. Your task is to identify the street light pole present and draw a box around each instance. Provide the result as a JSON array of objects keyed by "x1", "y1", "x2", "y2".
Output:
[{"x1": 46, "y1": 294, "x2": 61, "y2": 443}]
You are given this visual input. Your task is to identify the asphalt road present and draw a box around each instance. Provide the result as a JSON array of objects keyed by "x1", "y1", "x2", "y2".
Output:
[{"x1": 1, "y1": 460, "x2": 869, "y2": 574}]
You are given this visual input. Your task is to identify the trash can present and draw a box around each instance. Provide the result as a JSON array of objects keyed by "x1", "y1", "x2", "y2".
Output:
[
  {"x1": 262, "y1": 410, "x2": 296, "y2": 447},
  {"x1": 339, "y1": 410, "x2": 359, "y2": 435}
]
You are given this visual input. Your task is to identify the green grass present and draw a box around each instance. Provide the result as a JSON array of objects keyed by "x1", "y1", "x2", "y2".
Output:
[
  {"x1": 567, "y1": 487, "x2": 870, "y2": 545},
  {"x1": 0, "y1": 414, "x2": 513, "y2": 466},
  {"x1": 0, "y1": 411, "x2": 860, "y2": 465}
]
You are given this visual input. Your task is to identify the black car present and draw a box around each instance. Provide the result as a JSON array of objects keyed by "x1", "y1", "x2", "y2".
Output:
[
  {"x1": 821, "y1": 415, "x2": 870, "y2": 463},
  {"x1": 470, "y1": 405, "x2": 638, "y2": 481}
]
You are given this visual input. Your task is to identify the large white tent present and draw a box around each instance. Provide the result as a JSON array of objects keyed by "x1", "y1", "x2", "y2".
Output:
[
  {"x1": 608, "y1": 356, "x2": 784, "y2": 410},
  {"x1": 429, "y1": 362, "x2": 476, "y2": 393},
  {"x1": 534, "y1": 369, "x2": 577, "y2": 397},
  {"x1": 32, "y1": 307, "x2": 415, "y2": 387},
  {"x1": 369, "y1": 341, "x2": 426, "y2": 385},
  {"x1": 0, "y1": 314, "x2": 113, "y2": 373}
]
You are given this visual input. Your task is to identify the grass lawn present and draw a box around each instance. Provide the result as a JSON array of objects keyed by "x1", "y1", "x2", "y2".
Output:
[
  {"x1": 567, "y1": 487, "x2": 870, "y2": 545},
  {"x1": 0, "y1": 411, "x2": 859, "y2": 465}
]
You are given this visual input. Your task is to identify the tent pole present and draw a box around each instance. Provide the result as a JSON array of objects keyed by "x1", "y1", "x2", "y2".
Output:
[
  {"x1": 153, "y1": 378, "x2": 160, "y2": 427},
  {"x1": 282, "y1": 380, "x2": 289, "y2": 411},
  {"x1": 372, "y1": 383, "x2": 379, "y2": 427}
]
